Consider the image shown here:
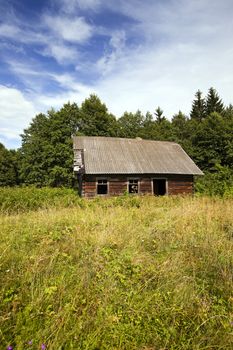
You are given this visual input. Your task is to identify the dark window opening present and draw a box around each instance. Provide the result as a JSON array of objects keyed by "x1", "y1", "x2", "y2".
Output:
[
  {"x1": 129, "y1": 179, "x2": 139, "y2": 194},
  {"x1": 97, "y1": 179, "x2": 108, "y2": 195},
  {"x1": 153, "y1": 179, "x2": 166, "y2": 196}
]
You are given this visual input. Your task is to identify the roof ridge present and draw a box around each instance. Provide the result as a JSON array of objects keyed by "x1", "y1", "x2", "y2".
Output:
[{"x1": 73, "y1": 136, "x2": 178, "y2": 145}]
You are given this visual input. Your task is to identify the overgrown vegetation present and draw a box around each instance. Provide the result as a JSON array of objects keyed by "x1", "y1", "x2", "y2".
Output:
[
  {"x1": 195, "y1": 164, "x2": 233, "y2": 197},
  {"x1": 0, "y1": 187, "x2": 82, "y2": 214},
  {"x1": 0, "y1": 189, "x2": 232, "y2": 349},
  {"x1": 1, "y1": 88, "x2": 233, "y2": 194}
]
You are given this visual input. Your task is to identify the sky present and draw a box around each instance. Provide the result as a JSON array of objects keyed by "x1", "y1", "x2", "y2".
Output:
[{"x1": 0, "y1": 0, "x2": 233, "y2": 149}]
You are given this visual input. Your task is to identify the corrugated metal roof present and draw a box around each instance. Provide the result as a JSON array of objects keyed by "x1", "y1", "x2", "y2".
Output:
[{"x1": 73, "y1": 136, "x2": 203, "y2": 175}]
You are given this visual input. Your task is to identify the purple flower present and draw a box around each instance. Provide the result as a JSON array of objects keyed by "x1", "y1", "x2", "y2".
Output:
[
  {"x1": 41, "y1": 344, "x2": 46, "y2": 350},
  {"x1": 28, "y1": 340, "x2": 33, "y2": 345},
  {"x1": 7, "y1": 346, "x2": 13, "y2": 350}
]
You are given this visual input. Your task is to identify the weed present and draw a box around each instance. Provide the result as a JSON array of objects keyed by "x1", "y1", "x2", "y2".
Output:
[{"x1": 0, "y1": 190, "x2": 232, "y2": 349}]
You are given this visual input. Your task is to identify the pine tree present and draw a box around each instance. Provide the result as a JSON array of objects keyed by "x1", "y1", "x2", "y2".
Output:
[
  {"x1": 205, "y1": 87, "x2": 224, "y2": 116},
  {"x1": 171, "y1": 111, "x2": 188, "y2": 140},
  {"x1": 154, "y1": 106, "x2": 165, "y2": 123},
  {"x1": 190, "y1": 90, "x2": 206, "y2": 121}
]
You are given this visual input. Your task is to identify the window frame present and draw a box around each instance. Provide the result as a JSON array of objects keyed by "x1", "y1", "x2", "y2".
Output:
[
  {"x1": 127, "y1": 177, "x2": 140, "y2": 194},
  {"x1": 96, "y1": 177, "x2": 109, "y2": 196}
]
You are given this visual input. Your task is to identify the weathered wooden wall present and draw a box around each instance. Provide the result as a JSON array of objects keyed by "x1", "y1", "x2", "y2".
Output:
[
  {"x1": 81, "y1": 174, "x2": 193, "y2": 198},
  {"x1": 168, "y1": 175, "x2": 194, "y2": 195}
]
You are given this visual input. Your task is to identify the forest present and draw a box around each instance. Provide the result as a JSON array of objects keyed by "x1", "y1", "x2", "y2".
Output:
[{"x1": 0, "y1": 87, "x2": 233, "y2": 195}]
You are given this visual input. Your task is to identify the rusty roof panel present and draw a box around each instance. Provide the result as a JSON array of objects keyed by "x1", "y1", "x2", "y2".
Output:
[{"x1": 73, "y1": 136, "x2": 203, "y2": 175}]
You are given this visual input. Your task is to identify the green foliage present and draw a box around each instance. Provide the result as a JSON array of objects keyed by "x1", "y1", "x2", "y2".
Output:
[
  {"x1": 205, "y1": 87, "x2": 224, "y2": 116},
  {"x1": 154, "y1": 106, "x2": 166, "y2": 123},
  {"x1": 0, "y1": 187, "x2": 83, "y2": 213},
  {"x1": 1, "y1": 88, "x2": 232, "y2": 193},
  {"x1": 195, "y1": 165, "x2": 233, "y2": 196},
  {"x1": 0, "y1": 143, "x2": 18, "y2": 186},
  {"x1": 0, "y1": 194, "x2": 232, "y2": 349},
  {"x1": 117, "y1": 110, "x2": 145, "y2": 138},
  {"x1": 191, "y1": 112, "x2": 233, "y2": 170},
  {"x1": 19, "y1": 104, "x2": 79, "y2": 187},
  {"x1": 190, "y1": 90, "x2": 206, "y2": 121},
  {"x1": 77, "y1": 94, "x2": 118, "y2": 137},
  {"x1": 18, "y1": 96, "x2": 119, "y2": 187}
]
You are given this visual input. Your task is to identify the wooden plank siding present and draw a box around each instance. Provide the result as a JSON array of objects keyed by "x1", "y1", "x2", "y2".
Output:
[
  {"x1": 168, "y1": 175, "x2": 193, "y2": 195},
  {"x1": 81, "y1": 174, "x2": 194, "y2": 198},
  {"x1": 140, "y1": 178, "x2": 152, "y2": 194}
]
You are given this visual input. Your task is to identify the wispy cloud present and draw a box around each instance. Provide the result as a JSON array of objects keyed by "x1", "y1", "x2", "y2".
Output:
[
  {"x1": 0, "y1": 23, "x2": 20, "y2": 37},
  {"x1": 96, "y1": 30, "x2": 126, "y2": 75},
  {"x1": 0, "y1": 9, "x2": 94, "y2": 65},
  {"x1": 1, "y1": 0, "x2": 233, "y2": 148},
  {"x1": 41, "y1": 42, "x2": 79, "y2": 64},
  {"x1": 57, "y1": 0, "x2": 101, "y2": 13},
  {"x1": 43, "y1": 15, "x2": 93, "y2": 43}
]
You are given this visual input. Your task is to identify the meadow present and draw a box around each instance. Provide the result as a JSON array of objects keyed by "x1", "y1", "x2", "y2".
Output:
[{"x1": 0, "y1": 188, "x2": 232, "y2": 349}]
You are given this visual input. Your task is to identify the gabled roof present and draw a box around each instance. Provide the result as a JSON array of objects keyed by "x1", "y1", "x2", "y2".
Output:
[{"x1": 73, "y1": 136, "x2": 203, "y2": 175}]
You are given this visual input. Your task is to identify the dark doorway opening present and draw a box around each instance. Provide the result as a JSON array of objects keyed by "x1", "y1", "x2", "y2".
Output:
[{"x1": 153, "y1": 179, "x2": 167, "y2": 196}]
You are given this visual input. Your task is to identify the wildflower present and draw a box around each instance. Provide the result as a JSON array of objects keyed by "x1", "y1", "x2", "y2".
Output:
[
  {"x1": 41, "y1": 344, "x2": 46, "y2": 350},
  {"x1": 7, "y1": 346, "x2": 13, "y2": 350},
  {"x1": 28, "y1": 340, "x2": 33, "y2": 345}
]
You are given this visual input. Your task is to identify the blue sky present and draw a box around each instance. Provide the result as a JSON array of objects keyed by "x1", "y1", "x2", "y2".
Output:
[{"x1": 1, "y1": 0, "x2": 233, "y2": 149}]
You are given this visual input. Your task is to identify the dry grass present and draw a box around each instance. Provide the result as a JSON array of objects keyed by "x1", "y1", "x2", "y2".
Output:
[{"x1": 0, "y1": 192, "x2": 233, "y2": 349}]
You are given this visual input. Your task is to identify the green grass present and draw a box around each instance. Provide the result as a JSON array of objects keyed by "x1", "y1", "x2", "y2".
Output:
[
  {"x1": 0, "y1": 187, "x2": 83, "y2": 214},
  {"x1": 0, "y1": 188, "x2": 233, "y2": 349}
]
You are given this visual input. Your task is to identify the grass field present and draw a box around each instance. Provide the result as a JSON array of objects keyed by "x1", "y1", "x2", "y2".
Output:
[{"x1": 0, "y1": 188, "x2": 233, "y2": 349}]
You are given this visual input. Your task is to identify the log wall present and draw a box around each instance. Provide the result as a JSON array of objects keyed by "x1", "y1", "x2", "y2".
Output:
[{"x1": 81, "y1": 174, "x2": 194, "y2": 198}]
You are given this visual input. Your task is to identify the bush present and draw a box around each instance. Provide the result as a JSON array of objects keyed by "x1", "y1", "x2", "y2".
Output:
[
  {"x1": 195, "y1": 164, "x2": 233, "y2": 196},
  {"x1": 0, "y1": 187, "x2": 84, "y2": 213}
]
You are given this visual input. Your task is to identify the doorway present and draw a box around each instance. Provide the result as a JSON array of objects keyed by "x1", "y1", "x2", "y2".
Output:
[{"x1": 153, "y1": 179, "x2": 167, "y2": 196}]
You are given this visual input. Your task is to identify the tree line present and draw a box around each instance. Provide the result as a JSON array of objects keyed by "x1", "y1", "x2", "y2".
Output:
[{"x1": 1, "y1": 87, "x2": 233, "y2": 194}]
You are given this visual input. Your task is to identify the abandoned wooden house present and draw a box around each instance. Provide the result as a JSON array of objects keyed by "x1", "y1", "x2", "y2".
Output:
[{"x1": 73, "y1": 136, "x2": 203, "y2": 198}]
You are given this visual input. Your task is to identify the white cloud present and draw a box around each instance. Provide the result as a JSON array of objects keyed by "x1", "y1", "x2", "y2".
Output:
[
  {"x1": 97, "y1": 30, "x2": 126, "y2": 75},
  {"x1": 0, "y1": 85, "x2": 37, "y2": 148},
  {"x1": 57, "y1": 0, "x2": 101, "y2": 13},
  {"x1": 43, "y1": 15, "x2": 93, "y2": 43},
  {"x1": 0, "y1": 23, "x2": 20, "y2": 37},
  {"x1": 93, "y1": 41, "x2": 233, "y2": 118},
  {"x1": 0, "y1": 13, "x2": 93, "y2": 65},
  {"x1": 42, "y1": 42, "x2": 79, "y2": 64},
  {"x1": 0, "y1": 21, "x2": 46, "y2": 45},
  {"x1": 76, "y1": 0, "x2": 101, "y2": 10}
]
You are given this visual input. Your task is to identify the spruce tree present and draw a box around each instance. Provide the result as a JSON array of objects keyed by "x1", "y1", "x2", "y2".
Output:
[
  {"x1": 205, "y1": 87, "x2": 224, "y2": 116},
  {"x1": 190, "y1": 90, "x2": 206, "y2": 121},
  {"x1": 153, "y1": 107, "x2": 173, "y2": 141},
  {"x1": 171, "y1": 111, "x2": 188, "y2": 141},
  {"x1": 154, "y1": 106, "x2": 165, "y2": 123}
]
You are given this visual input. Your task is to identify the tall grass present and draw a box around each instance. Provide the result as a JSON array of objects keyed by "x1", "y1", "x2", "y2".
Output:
[
  {"x1": 0, "y1": 189, "x2": 232, "y2": 349},
  {"x1": 0, "y1": 187, "x2": 83, "y2": 214}
]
